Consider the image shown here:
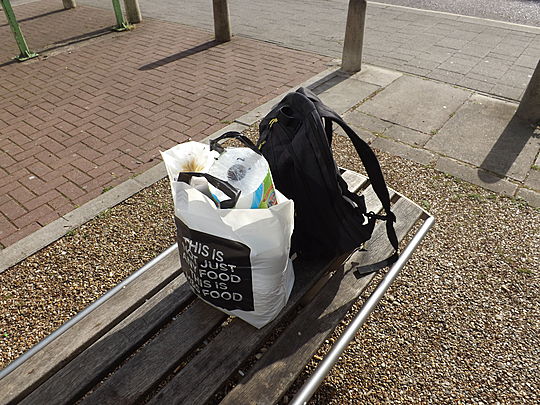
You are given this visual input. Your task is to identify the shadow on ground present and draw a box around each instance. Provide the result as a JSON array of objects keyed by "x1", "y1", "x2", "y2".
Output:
[
  {"x1": 479, "y1": 114, "x2": 539, "y2": 183},
  {"x1": 139, "y1": 40, "x2": 221, "y2": 71},
  {"x1": 0, "y1": 7, "x2": 64, "y2": 27}
]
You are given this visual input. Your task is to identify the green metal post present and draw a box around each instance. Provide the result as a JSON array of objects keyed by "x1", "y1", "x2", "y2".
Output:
[
  {"x1": 111, "y1": 0, "x2": 133, "y2": 31},
  {"x1": 1, "y1": 0, "x2": 38, "y2": 61}
]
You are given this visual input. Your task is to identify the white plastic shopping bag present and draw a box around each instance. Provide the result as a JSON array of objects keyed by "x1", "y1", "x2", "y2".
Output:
[{"x1": 161, "y1": 135, "x2": 295, "y2": 328}]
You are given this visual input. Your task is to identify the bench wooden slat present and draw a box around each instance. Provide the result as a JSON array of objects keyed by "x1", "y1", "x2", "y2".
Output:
[
  {"x1": 20, "y1": 274, "x2": 193, "y2": 405},
  {"x1": 1, "y1": 248, "x2": 183, "y2": 404},
  {"x1": 221, "y1": 196, "x2": 424, "y2": 404},
  {"x1": 3, "y1": 169, "x2": 428, "y2": 405},
  {"x1": 145, "y1": 259, "x2": 341, "y2": 405},
  {"x1": 341, "y1": 168, "x2": 367, "y2": 191},
  {"x1": 79, "y1": 299, "x2": 228, "y2": 404},
  {"x1": 78, "y1": 171, "x2": 369, "y2": 404},
  {"x1": 146, "y1": 172, "x2": 377, "y2": 404}
]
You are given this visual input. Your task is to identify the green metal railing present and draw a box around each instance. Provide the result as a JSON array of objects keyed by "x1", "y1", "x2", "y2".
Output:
[
  {"x1": 1, "y1": 0, "x2": 38, "y2": 61},
  {"x1": 111, "y1": 0, "x2": 133, "y2": 31},
  {"x1": 2, "y1": 0, "x2": 134, "y2": 62}
]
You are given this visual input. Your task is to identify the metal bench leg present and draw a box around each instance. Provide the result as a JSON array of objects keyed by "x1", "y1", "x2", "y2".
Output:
[{"x1": 291, "y1": 216, "x2": 435, "y2": 405}]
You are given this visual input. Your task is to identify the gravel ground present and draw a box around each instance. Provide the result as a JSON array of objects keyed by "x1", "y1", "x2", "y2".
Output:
[
  {"x1": 1, "y1": 126, "x2": 539, "y2": 404},
  {"x1": 291, "y1": 135, "x2": 540, "y2": 404},
  {"x1": 0, "y1": 180, "x2": 176, "y2": 366}
]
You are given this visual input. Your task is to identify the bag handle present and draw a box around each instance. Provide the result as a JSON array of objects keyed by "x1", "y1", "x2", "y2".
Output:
[
  {"x1": 210, "y1": 131, "x2": 262, "y2": 155},
  {"x1": 327, "y1": 116, "x2": 398, "y2": 251},
  {"x1": 177, "y1": 172, "x2": 241, "y2": 209},
  {"x1": 296, "y1": 88, "x2": 399, "y2": 253}
]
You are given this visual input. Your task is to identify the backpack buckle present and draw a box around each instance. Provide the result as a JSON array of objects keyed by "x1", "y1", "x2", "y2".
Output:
[
  {"x1": 366, "y1": 211, "x2": 387, "y2": 221},
  {"x1": 366, "y1": 211, "x2": 396, "y2": 223}
]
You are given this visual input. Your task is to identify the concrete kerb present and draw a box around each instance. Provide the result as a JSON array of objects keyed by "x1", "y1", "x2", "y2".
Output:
[
  {"x1": 0, "y1": 66, "x2": 341, "y2": 274},
  {"x1": 516, "y1": 187, "x2": 540, "y2": 207}
]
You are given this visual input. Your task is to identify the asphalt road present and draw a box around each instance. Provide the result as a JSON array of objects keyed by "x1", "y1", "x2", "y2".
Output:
[
  {"x1": 7, "y1": 0, "x2": 540, "y2": 27},
  {"x1": 374, "y1": 0, "x2": 540, "y2": 27}
]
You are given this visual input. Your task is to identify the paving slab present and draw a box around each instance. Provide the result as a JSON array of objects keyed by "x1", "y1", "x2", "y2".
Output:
[
  {"x1": 342, "y1": 110, "x2": 393, "y2": 135},
  {"x1": 435, "y1": 157, "x2": 518, "y2": 196},
  {"x1": 384, "y1": 124, "x2": 432, "y2": 147},
  {"x1": 426, "y1": 94, "x2": 539, "y2": 182},
  {"x1": 334, "y1": 125, "x2": 376, "y2": 145},
  {"x1": 316, "y1": 76, "x2": 380, "y2": 115},
  {"x1": 370, "y1": 137, "x2": 437, "y2": 166},
  {"x1": 525, "y1": 168, "x2": 540, "y2": 191},
  {"x1": 516, "y1": 187, "x2": 540, "y2": 208},
  {"x1": 357, "y1": 75, "x2": 472, "y2": 134},
  {"x1": 459, "y1": 76, "x2": 495, "y2": 94},
  {"x1": 349, "y1": 65, "x2": 403, "y2": 88},
  {"x1": 491, "y1": 83, "x2": 526, "y2": 100}
]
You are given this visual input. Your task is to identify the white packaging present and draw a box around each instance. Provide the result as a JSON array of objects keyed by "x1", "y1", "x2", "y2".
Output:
[
  {"x1": 162, "y1": 142, "x2": 295, "y2": 329},
  {"x1": 208, "y1": 147, "x2": 277, "y2": 209}
]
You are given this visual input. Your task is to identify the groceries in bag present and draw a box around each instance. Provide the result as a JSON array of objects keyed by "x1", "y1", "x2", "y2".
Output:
[
  {"x1": 161, "y1": 141, "x2": 219, "y2": 192},
  {"x1": 160, "y1": 132, "x2": 295, "y2": 328},
  {"x1": 208, "y1": 145, "x2": 277, "y2": 209}
]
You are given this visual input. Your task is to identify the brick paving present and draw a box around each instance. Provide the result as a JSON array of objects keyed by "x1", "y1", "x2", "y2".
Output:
[
  {"x1": 94, "y1": 0, "x2": 540, "y2": 101},
  {"x1": 0, "y1": 0, "x2": 331, "y2": 248}
]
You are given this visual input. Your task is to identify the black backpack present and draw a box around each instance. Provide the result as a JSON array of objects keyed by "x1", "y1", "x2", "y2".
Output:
[{"x1": 257, "y1": 87, "x2": 398, "y2": 266}]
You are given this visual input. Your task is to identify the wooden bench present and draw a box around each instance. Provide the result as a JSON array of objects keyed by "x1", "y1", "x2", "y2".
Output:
[{"x1": 0, "y1": 169, "x2": 434, "y2": 405}]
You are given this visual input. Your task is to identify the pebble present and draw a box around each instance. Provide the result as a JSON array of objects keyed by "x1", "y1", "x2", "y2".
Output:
[
  {"x1": 286, "y1": 136, "x2": 539, "y2": 404},
  {"x1": 1, "y1": 130, "x2": 539, "y2": 405}
]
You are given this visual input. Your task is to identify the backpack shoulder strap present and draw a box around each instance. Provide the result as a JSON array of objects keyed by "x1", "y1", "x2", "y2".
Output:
[{"x1": 296, "y1": 87, "x2": 399, "y2": 253}]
